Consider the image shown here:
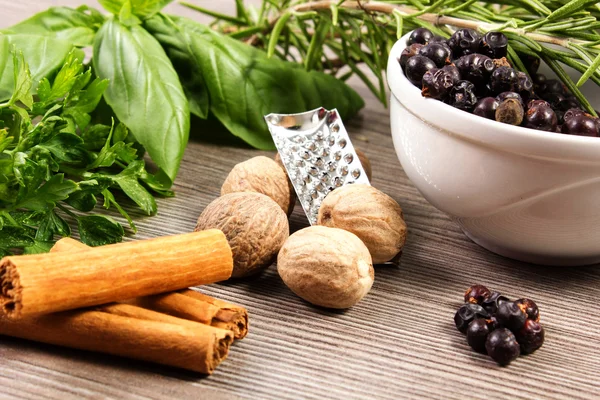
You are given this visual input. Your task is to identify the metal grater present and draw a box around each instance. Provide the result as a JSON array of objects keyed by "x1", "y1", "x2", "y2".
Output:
[{"x1": 264, "y1": 107, "x2": 371, "y2": 224}]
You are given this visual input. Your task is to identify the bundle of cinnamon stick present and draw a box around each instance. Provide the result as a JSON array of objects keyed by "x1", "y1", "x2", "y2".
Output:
[{"x1": 0, "y1": 231, "x2": 248, "y2": 374}]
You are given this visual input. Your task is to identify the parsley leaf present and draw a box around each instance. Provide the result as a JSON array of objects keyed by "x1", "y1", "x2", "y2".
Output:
[
  {"x1": 77, "y1": 215, "x2": 124, "y2": 246},
  {"x1": 0, "y1": 46, "x2": 165, "y2": 252}
]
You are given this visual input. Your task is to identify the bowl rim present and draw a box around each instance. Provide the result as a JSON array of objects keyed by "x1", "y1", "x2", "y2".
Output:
[{"x1": 387, "y1": 32, "x2": 600, "y2": 161}]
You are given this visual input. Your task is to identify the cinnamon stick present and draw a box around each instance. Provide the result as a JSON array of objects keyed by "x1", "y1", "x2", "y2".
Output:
[
  {"x1": 50, "y1": 238, "x2": 249, "y2": 339},
  {"x1": 128, "y1": 291, "x2": 249, "y2": 339},
  {"x1": 180, "y1": 289, "x2": 249, "y2": 339},
  {"x1": 0, "y1": 305, "x2": 233, "y2": 374},
  {"x1": 0, "y1": 230, "x2": 233, "y2": 318}
]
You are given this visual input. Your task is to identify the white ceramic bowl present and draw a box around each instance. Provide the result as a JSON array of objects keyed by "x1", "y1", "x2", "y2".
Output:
[{"x1": 387, "y1": 32, "x2": 600, "y2": 266}]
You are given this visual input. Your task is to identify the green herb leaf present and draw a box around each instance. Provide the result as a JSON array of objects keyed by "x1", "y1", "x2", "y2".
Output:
[
  {"x1": 102, "y1": 188, "x2": 137, "y2": 232},
  {"x1": 23, "y1": 240, "x2": 55, "y2": 254},
  {"x1": 77, "y1": 214, "x2": 124, "y2": 246},
  {"x1": 0, "y1": 129, "x2": 14, "y2": 153},
  {"x1": 112, "y1": 160, "x2": 157, "y2": 215},
  {"x1": 146, "y1": 15, "x2": 363, "y2": 150},
  {"x1": 99, "y1": 0, "x2": 174, "y2": 19},
  {"x1": 65, "y1": 190, "x2": 97, "y2": 212},
  {"x1": 0, "y1": 226, "x2": 35, "y2": 248},
  {"x1": 267, "y1": 11, "x2": 292, "y2": 58},
  {"x1": 119, "y1": 0, "x2": 143, "y2": 26},
  {"x1": 93, "y1": 18, "x2": 190, "y2": 186},
  {"x1": 139, "y1": 168, "x2": 174, "y2": 197},
  {"x1": 63, "y1": 78, "x2": 110, "y2": 130},
  {"x1": 144, "y1": 15, "x2": 209, "y2": 119},
  {"x1": 37, "y1": 132, "x2": 90, "y2": 165},
  {"x1": 0, "y1": 35, "x2": 75, "y2": 102},
  {"x1": 63, "y1": 179, "x2": 108, "y2": 212},
  {"x1": 2, "y1": 6, "x2": 104, "y2": 47},
  {"x1": 545, "y1": 0, "x2": 596, "y2": 22},
  {"x1": 7, "y1": 210, "x2": 45, "y2": 227},
  {"x1": 576, "y1": 51, "x2": 600, "y2": 87},
  {"x1": 16, "y1": 172, "x2": 79, "y2": 211},
  {"x1": 304, "y1": 17, "x2": 331, "y2": 70},
  {"x1": 9, "y1": 50, "x2": 34, "y2": 110},
  {"x1": 81, "y1": 123, "x2": 112, "y2": 150},
  {"x1": 36, "y1": 210, "x2": 71, "y2": 241},
  {"x1": 0, "y1": 36, "x2": 9, "y2": 96},
  {"x1": 88, "y1": 122, "x2": 137, "y2": 168},
  {"x1": 0, "y1": 40, "x2": 157, "y2": 254},
  {"x1": 37, "y1": 51, "x2": 83, "y2": 103}
]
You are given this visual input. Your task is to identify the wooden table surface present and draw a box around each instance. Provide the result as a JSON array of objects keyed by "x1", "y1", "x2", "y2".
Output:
[{"x1": 2, "y1": 2, "x2": 600, "y2": 399}]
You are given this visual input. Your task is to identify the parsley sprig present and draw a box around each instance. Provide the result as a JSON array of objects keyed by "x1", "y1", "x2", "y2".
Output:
[{"x1": 0, "y1": 49, "x2": 170, "y2": 255}]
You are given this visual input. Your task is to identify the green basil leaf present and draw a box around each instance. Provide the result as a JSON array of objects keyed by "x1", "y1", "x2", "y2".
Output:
[
  {"x1": 144, "y1": 16, "x2": 209, "y2": 119},
  {"x1": 54, "y1": 28, "x2": 97, "y2": 48},
  {"x1": 2, "y1": 7, "x2": 104, "y2": 47},
  {"x1": 118, "y1": 0, "x2": 143, "y2": 26},
  {"x1": 147, "y1": 15, "x2": 364, "y2": 150},
  {"x1": 93, "y1": 18, "x2": 189, "y2": 186},
  {"x1": 77, "y1": 214, "x2": 124, "y2": 246},
  {"x1": 98, "y1": 0, "x2": 126, "y2": 14},
  {"x1": 99, "y1": 0, "x2": 173, "y2": 19},
  {"x1": 0, "y1": 35, "x2": 75, "y2": 102}
]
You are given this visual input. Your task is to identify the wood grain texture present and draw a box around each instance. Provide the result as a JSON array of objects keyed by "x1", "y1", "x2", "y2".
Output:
[{"x1": 1, "y1": 1, "x2": 600, "y2": 399}]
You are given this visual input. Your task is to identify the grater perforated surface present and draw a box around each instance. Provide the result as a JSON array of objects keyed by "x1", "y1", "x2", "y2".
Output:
[{"x1": 265, "y1": 107, "x2": 371, "y2": 224}]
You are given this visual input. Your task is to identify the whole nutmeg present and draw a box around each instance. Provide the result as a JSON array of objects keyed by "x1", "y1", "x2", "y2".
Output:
[
  {"x1": 317, "y1": 184, "x2": 407, "y2": 264},
  {"x1": 195, "y1": 192, "x2": 289, "y2": 278},
  {"x1": 221, "y1": 156, "x2": 296, "y2": 216},
  {"x1": 275, "y1": 147, "x2": 372, "y2": 181},
  {"x1": 277, "y1": 226, "x2": 374, "y2": 309}
]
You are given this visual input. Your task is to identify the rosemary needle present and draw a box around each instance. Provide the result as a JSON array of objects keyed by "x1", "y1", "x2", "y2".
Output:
[{"x1": 183, "y1": 0, "x2": 600, "y2": 113}]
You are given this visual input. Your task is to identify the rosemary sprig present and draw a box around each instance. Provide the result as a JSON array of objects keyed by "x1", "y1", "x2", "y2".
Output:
[{"x1": 183, "y1": 0, "x2": 600, "y2": 115}]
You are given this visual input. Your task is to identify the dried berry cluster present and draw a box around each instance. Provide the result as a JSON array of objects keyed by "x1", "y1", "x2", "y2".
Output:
[
  {"x1": 454, "y1": 284, "x2": 545, "y2": 366},
  {"x1": 400, "y1": 28, "x2": 600, "y2": 137}
]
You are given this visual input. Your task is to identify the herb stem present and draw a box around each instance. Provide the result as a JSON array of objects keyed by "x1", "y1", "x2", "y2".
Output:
[
  {"x1": 179, "y1": 1, "x2": 248, "y2": 25},
  {"x1": 289, "y1": 0, "x2": 580, "y2": 47},
  {"x1": 184, "y1": 0, "x2": 600, "y2": 113}
]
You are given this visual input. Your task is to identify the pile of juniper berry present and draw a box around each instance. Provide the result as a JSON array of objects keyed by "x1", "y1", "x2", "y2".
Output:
[
  {"x1": 454, "y1": 285, "x2": 545, "y2": 366},
  {"x1": 400, "y1": 28, "x2": 600, "y2": 137}
]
